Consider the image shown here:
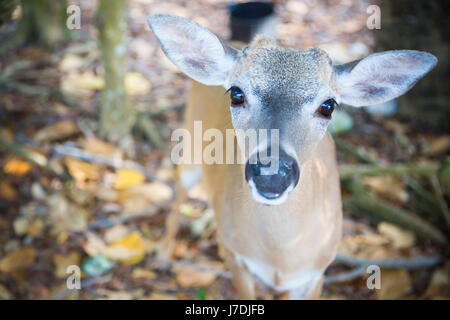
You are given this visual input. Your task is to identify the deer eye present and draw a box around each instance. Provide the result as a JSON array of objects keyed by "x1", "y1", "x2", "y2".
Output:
[
  {"x1": 227, "y1": 86, "x2": 245, "y2": 106},
  {"x1": 317, "y1": 99, "x2": 338, "y2": 118}
]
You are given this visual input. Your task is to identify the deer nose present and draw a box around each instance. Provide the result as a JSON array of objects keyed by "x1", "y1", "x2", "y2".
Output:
[{"x1": 245, "y1": 149, "x2": 300, "y2": 200}]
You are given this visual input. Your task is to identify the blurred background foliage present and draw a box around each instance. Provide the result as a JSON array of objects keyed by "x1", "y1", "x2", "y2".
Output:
[{"x1": 0, "y1": 0, "x2": 448, "y2": 300}]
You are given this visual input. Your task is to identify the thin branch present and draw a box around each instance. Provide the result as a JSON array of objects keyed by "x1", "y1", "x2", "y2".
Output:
[{"x1": 52, "y1": 274, "x2": 113, "y2": 300}]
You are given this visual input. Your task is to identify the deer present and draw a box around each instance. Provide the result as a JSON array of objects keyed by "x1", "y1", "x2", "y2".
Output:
[{"x1": 147, "y1": 14, "x2": 437, "y2": 299}]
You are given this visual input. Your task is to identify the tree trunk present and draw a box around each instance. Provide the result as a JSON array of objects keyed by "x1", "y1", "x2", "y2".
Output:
[
  {"x1": 0, "y1": 0, "x2": 68, "y2": 53},
  {"x1": 0, "y1": 0, "x2": 18, "y2": 27},
  {"x1": 375, "y1": 0, "x2": 449, "y2": 132},
  {"x1": 97, "y1": 0, "x2": 136, "y2": 153}
]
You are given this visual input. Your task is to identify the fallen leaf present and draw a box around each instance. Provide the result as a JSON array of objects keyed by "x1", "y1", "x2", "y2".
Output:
[
  {"x1": 377, "y1": 222, "x2": 415, "y2": 250},
  {"x1": 13, "y1": 217, "x2": 28, "y2": 235},
  {"x1": 173, "y1": 263, "x2": 218, "y2": 288},
  {"x1": 3, "y1": 158, "x2": 31, "y2": 176},
  {"x1": 74, "y1": 72, "x2": 105, "y2": 90},
  {"x1": 59, "y1": 54, "x2": 84, "y2": 72},
  {"x1": 113, "y1": 169, "x2": 145, "y2": 190},
  {"x1": 426, "y1": 135, "x2": 450, "y2": 156},
  {"x1": 34, "y1": 120, "x2": 79, "y2": 142},
  {"x1": 125, "y1": 72, "x2": 152, "y2": 96},
  {"x1": 64, "y1": 157, "x2": 101, "y2": 187},
  {"x1": 105, "y1": 232, "x2": 146, "y2": 265},
  {"x1": 47, "y1": 194, "x2": 88, "y2": 233},
  {"x1": 82, "y1": 254, "x2": 115, "y2": 277},
  {"x1": 53, "y1": 251, "x2": 82, "y2": 278},
  {"x1": 82, "y1": 232, "x2": 108, "y2": 257},
  {"x1": 104, "y1": 224, "x2": 129, "y2": 244},
  {"x1": 0, "y1": 181, "x2": 17, "y2": 200},
  {"x1": 376, "y1": 269, "x2": 411, "y2": 300},
  {"x1": 0, "y1": 284, "x2": 12, "y2": 299},
  {"x1": 81, "y1": 137, "x2": 123, "y2": 159},
  {"x1": 362, "y1": 176, "x2": 409, "y2": 204},
  {"x1": 422, "y1": 263, "x2": 450, "y2": 299},
  {"x1": 131, "y1": 268, "x2": 156, "y2": 280},
  {"x1": 0, "y1": 247, "x2": 37, "y2": 273}
]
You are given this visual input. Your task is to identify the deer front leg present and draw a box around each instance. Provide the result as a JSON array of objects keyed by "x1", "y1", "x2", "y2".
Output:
[
  {"x1": 157, "y1": 182, "x2": 185, "y2": 262},
  {"x1": 289, "y1": 274, "x2": 324, "y2": 300},
  {"x1": 157, "y1": 166, "x2": 202, "y2": 261},
  {"x1": 221, "y1": 246, "x2": 256, "y2": 300}
]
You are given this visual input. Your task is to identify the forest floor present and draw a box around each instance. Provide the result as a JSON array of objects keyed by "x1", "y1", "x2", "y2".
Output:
[{"x1": 0, "y1": 0, "x2": 448, "y2": 300}]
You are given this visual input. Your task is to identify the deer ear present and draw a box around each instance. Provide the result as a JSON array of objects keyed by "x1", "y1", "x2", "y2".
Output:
[
  {"x1": 148, "y1": 14, "x2": 238, "y2": 86},
  {"x1": 334, "y1": 50, "x2": 437, "y2": 107}
]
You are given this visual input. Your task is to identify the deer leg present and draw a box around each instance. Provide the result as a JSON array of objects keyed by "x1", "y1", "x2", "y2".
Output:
[
  {"x1": 157, "y1": 166, "x2": 202, "y2": 261},
  {"x1": 221, "y1": 246, "x2": 256, "y2": 300},
  {"x1": 289, "y1": 274, "x2": 324, "y2": 300}
]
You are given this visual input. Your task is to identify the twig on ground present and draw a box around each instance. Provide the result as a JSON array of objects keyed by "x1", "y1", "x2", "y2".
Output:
[
  {"x1": 52, "y1": 274, "x2": 113, "y2": 300},
  {"x1": 325, "y1": 254, "x2": 444, "y2": 284}
]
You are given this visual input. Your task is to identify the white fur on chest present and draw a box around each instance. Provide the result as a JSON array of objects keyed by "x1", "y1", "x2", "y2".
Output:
[{"x1": 235, "y1": 253, "x2": 323, "y2": 297}]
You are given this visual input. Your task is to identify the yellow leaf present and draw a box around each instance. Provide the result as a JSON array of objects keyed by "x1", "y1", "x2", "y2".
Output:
[
  {"x1": 74, "y1": 72, "x2": 105, "y2": 90},
  {"x1": 106, "y1": 232, "x2": 146, "y2": 265},
  {"x1": 34, "y1": 120, "x2": 79, "y2": 142},
  {"x1": 0, "y1": 181, "x2": 17, "y2": 200},
  {"x1": 3, "y1": 158, "x2": 31, "y2": 176},
  {"x1": 125, "y1": 72, "x2": 152, "y2": 96},
  {"x1": 113, "y1": 169, "x2": 145, "y2": 190},
  {"x1": 0, "y1": 247, "x2": 36, "y2": 273}
]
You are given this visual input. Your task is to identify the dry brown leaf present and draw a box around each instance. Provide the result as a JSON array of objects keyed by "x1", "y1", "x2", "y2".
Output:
[
  {"x1": 338, "y1": 234, "x2": 396, "y2": 259},
  {"x1": 0, "y1": 284, "x2": 12, "y2": 300},
  {"x1": 422, "y1": 263, "x2": 450, "y2": 299},
  {"x1": 0, "y1": 247, "x2": 37, "y2": 273},
  {"x1": 427, "y1": 135, "x2": 450, "y2": 156},
  {"x1": 81, "y1": 137, "x2": 123, "y2": 159},
  {"x1": 34, "y1": 120, "x2": 79, "y2": 142},
  {"x1": 377, "y1": 222, "x2": 415, "y2": 250},
  {"x1": 131, "y1": 268, "x2": 156, "y2": 280},
  {"x1": 53, "y1": 251, "x2": 81, "y2": 278},
  {"x1": 376, "y1": 269, "x2": 411, "y2": 300},
  {"x1": 0, "y1": 181, "x2": 17, "y2": 200},
  {"x1": 362, "y1": 176, "x2": 409, "y2": 204},
  {"x1": 173, "y1": 263, "x2": 218, "y2": 288},
  {"x1": 64, "y1": 157, "x2": 101, "y2": 186}
]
